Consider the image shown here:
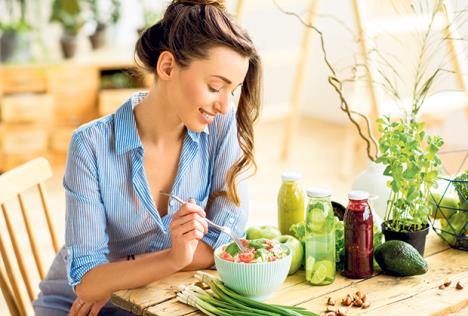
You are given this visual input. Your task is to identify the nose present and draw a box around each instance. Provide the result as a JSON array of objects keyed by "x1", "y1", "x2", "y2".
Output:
[{"x1": 214, "y1": 91, "x2": 231, "y2": 115}]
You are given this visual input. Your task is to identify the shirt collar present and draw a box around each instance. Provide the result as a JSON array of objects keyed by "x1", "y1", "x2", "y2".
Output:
[
  {"x1": 114, "y1": 92, "x2": 209, "y2": 154},
  {"x1": 114, "y1": 93, "x2": 144, "y2": 155}
]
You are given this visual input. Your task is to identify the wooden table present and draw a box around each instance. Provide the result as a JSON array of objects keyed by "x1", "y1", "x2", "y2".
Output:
[{"x1": 112, "y1": 233, "x2": 468, "y2": 315}]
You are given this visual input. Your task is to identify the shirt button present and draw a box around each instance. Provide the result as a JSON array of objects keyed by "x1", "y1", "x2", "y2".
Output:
[
  {"x1": 169, "y1": 200, "x2": 175, "y2": 207},
  {"x1": 228, "y1": 217, "x2": 235, "y2": 224}
]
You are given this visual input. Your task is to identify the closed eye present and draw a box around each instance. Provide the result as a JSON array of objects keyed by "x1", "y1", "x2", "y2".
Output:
[{"x1": 208, "y1": 86, "x2": 221, "y2": 93}]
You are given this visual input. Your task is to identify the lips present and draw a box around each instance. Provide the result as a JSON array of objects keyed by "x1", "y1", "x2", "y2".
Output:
[{"x1": 199, "y1": 108, "x2": 215, "y2": 124}]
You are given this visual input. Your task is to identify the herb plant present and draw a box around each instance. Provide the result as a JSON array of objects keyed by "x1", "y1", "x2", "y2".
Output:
[{"x1": 376, "y1": 116, "x2": 444, "y2": 232}]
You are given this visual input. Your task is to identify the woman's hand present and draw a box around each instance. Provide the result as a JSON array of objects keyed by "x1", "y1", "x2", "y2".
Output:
[
  {"x1": 68, "y1": 296, "x2": 108, "y2": 316},
  {"x1": 168, "y1": 199, "x2": 208, "y2": 269}
]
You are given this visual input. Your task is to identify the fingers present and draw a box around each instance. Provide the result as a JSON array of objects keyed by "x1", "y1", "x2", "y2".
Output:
[
  {"x1": 170, "y1": 212, "x2": 208, "y2": 234},
  {"x1": 68, "y1": 297, "x2": 106, "y2": 316},
  {"x1": 176, "y1": 217, "x2": 206, "y2": 235},
  {"x1": 180, "y1": 228, "x2": 205, "y2": 241},
  {"x1": 68, "y1": 298, "x2": 84, "y2": 316},
  {"x1": 173, "y1": 201, "x2": 206, "y2": 219},
  {"x1": 89, "y1": 298, "x2": 108, "y2": 316},
  {"x1": 75, "y1": 301, "x2": 93, "y2": 316}
]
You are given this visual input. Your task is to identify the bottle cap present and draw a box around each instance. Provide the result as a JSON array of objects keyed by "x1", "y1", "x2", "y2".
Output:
[
  {"x1": 348, "y1": 190, "x2": 369, "y2": 200},
  {"x1": 281, "y1": 172, "x2": 301, "y2": 181},
  {"x1": 306, "y1": 187, "x2": 332, "y2": 198}
]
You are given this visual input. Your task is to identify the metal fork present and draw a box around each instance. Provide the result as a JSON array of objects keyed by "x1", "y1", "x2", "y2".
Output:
[{"x1": 159, "y1": 191, "x2": 245, "y2": 251}]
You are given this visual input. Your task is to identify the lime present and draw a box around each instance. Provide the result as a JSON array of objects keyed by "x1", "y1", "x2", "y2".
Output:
[
  {"x1": 305, "y1": 256, "x2": 316, "y2": 281},
  {"x1": 311, "y1": 260, "x2": 334, "y2": 284}
]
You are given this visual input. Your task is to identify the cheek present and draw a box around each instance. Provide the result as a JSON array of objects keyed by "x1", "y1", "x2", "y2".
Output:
[{"x1": 178, "y1": 76, "x2": 212, "y2": 109}]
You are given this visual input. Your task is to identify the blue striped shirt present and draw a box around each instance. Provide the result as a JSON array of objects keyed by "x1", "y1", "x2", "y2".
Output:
[{"x1": 64, "y1": 92, "x2": 249, "y2": 288}]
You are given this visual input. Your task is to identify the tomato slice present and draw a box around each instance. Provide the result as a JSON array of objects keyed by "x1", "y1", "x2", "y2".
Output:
[
  {"x1": 239, "y1": 252, "x2": 255, "y2": 263},
  {"x1": 221, "y1": 252, "x2": 234, "y2": 262},
  {"x1": 240, "y1": 239, "x2": 249, "y2": 247}
]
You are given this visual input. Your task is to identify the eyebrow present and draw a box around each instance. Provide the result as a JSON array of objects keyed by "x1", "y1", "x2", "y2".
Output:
[{"x1": 211, "y1": 75, "x2": 243, "y2": 88}]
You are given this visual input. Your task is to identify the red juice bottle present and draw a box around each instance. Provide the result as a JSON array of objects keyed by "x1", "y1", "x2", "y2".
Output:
[{"x1": 343, "y1": 190, "x2": 373, "y2": 279}]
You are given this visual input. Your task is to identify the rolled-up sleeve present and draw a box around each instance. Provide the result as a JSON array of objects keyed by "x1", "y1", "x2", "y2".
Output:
[
  {"x1": 202, "y1": 107, "x2": 249, "y2": 250},
  {"x1": 64, "y1": 131, "x2": 109, "y2": 289}
]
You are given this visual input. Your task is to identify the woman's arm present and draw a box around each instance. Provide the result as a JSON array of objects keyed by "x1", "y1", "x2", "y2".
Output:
[
  {"x1": 76, "y1": 248, "x2": 178, "y2": 301},
  {"x1": 182, "y1": 240, "x2": 214, "y2": 271},
  {"x1": 75, "y1": 201, "x2": 208, "y2": 302}
]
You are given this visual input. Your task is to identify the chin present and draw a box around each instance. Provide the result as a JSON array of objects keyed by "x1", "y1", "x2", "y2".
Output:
[{"x1": 185, "y1": 122, "x2": 206, "y2": 133}]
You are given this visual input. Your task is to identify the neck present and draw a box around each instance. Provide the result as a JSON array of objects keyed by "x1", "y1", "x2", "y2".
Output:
[{"x1": 134, "y1": 82, "x2": 185, "y2": 146}]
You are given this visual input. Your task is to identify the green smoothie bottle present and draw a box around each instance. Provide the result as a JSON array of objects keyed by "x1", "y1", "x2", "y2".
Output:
[{"x1": 277, "y1": 172, "x2": 305, "y2": 235}]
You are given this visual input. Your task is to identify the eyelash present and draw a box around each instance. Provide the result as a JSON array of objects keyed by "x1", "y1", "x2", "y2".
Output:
[{"x1": 209, "y1": 86, "x2": 235, "y2": 96}]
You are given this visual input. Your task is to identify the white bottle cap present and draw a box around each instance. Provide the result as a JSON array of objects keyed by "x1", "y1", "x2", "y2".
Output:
[
  {"x1": 281, "y1": 172, "x2": 301, "y2": 181},
  {"x1": 348, "y1": 190, "x2": 369, "y2": 200},
  {"x1": 306, "y1": 187, "x2": 332, "y2": 198}
]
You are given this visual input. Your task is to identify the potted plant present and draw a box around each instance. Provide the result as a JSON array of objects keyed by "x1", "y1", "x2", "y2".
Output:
[
  {"x1": 86, "y1": 0, "x2": 121, "y2": 49},
  {"x1": 0, "y1": 0, "x2": 32, "y2": 63},
  {"x1": 50, "y1": 0, "x2": 85, "y2": 59},
  {"x1": 376, "y1": 115, "x2": 444, "y2": 255}
]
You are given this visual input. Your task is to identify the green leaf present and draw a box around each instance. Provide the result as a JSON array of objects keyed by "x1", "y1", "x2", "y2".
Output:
[
  {"x1": 225, "y1": 242, "x2": 240, "y2": 257},
  {"x1": 383, "y1": 165, "x2": 392, "y2": 176},
  {"x1": 403, "y1": 163, "x2": 420, "y2": 180}
]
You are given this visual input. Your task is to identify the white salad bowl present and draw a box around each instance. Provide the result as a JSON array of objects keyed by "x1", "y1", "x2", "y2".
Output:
[{"x1": 214, "y1": 242, "x2": 291, "y2": 300}]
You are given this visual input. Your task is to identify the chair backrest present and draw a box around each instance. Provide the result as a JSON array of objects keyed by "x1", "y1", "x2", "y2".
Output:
[{"x1": 0, "y1": 157, "x2": 59, "y2": 316}]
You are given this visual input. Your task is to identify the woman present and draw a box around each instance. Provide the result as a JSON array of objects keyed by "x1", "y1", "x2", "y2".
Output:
[{"x1": 33, "y1": 0, "x2": 262, "y2": 315}]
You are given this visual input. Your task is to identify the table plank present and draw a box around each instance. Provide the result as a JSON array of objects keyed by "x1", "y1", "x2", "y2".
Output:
[
  {"x1": 295, "y1": 248, "x2": 468, "y2": 315},
  {"x1": 360, "y1": 275, "x2": 468, "y2": 316},
  {"x1": 111, "y1": 270, "x2": 217, "y2": 315},
  {"x1": 112, "y1": 231, "x2": 455, "y2": 315},
  {"x1": 144, "y1": 298, "x2": 198, "y2": 316}
]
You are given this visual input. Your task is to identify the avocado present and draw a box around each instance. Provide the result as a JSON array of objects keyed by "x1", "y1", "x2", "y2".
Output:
[{"x1": 374, "y1": 240, "x2": 428, "y2": 276}]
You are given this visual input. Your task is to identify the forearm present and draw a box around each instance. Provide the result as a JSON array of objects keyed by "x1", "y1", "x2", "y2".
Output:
[
  {"x1": 76, "y1": 249, "x2": 180, "y2": 302},
  {"x1": 182, "y1": 240, "x2": 214, "y2": 271}
]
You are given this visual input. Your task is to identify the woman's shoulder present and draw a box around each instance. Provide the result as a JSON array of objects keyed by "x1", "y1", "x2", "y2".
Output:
[{"x1": 71, "y1": 114, "x2": 115, "y2": 147}]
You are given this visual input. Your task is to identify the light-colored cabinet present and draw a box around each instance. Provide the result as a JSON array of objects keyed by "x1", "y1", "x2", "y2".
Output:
[{"x1": 0, "y1": 60, "x2": 149, "y2": 171}]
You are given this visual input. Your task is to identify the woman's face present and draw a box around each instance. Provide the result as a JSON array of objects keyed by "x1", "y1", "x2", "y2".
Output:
[{"x1": 169, "y1": 46, "x2": 249, "y2": 132}]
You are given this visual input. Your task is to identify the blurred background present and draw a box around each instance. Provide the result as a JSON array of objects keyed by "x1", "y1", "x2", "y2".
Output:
[{"x1": 0, "y1": 0, "x2": 467, "y2": 313}]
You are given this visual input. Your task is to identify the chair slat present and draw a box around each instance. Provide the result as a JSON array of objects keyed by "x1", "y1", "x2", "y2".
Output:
[
  {"x1": 0, "y1": 158, "x2": 52, "y2": 205},
  {"x1": 0, "y1": 230, "x2": 28, "y2": 316},
  {"x1": 1, "y1": 204, "x2": 35, "y2": 302},
  {"x1": 0, "y1": 265, "x2": 21, "y2": 316},
  {"x1": 17, "y1": 194, "x2": 45, "y2": 279},
  {"x1": 37, "y1": 183, "x2": 59, "y2": 254}
]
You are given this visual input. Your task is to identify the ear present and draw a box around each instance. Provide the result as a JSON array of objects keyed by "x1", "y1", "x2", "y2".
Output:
[{"x1": 156, "y1": 51, "x2": 177, "y2": 80}]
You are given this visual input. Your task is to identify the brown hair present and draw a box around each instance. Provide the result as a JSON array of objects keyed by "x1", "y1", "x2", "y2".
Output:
[{"x1": 135, "y1": 0, "x2": 262, "y2": 207}]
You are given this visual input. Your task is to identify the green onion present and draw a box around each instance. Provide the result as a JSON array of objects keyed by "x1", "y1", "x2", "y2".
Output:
[{"x1": 175, "y1": 271, "x2": 319, "y2": 316}]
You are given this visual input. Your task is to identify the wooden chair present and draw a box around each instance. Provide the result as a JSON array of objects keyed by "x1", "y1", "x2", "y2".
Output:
[{"x1": 0, "y1": 157, "x2": 59, "y2": 316}]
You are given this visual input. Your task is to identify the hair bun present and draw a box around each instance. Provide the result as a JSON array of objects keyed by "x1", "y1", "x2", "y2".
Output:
[{"x1": 173, "y1": 0, "x2": 226, "y2": 10}]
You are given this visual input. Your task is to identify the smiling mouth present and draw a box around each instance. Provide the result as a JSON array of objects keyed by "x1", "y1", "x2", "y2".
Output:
[{"x1": 199, "y1": 108, "x2": 215, "y2": 119}]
